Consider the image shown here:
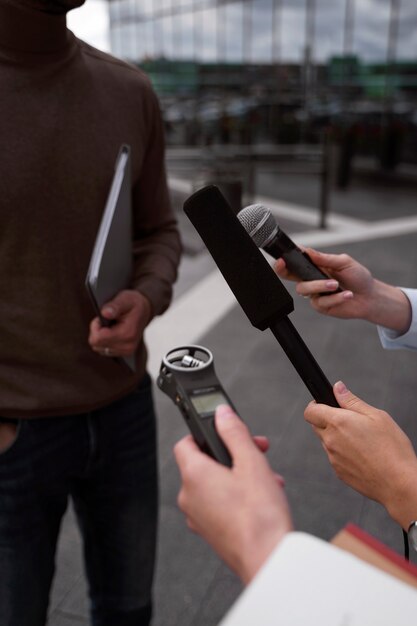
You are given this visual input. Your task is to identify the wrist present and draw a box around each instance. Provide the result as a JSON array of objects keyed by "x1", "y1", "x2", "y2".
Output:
[
  {"x1": 365, "y1": 280, "x2": 411, "y2": 333},
  {"x1": 237, "y1": 522, "x2": 292, "y2": 585},
  {"x1": 136, "y1": 290, "x2": 153, "y2": 326},
  {"x1": 385, "y1": 461, "x2": 417, "y2": 530}
]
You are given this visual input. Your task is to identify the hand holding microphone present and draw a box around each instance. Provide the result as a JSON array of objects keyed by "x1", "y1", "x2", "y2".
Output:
[
  {"x1": 237, "y1": 204, "x2": 412, "y2": 333},
  {"x1": 237, "y1": 204, "x2": 343, "y2": 289}
]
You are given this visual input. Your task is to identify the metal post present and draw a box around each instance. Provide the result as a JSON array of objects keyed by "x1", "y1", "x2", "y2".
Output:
[
  {"x1": 216, "y1": 0, "x2": 227, "y2": 62},
  {"x1": 246, "y1": 152, "x2": 256, "y2": 205},
  {"x1": 386, "y1": 0, "x2": 401, "y2": 107},
  {"x1": 343, "y1": 0, "x2": 355, "y2": 57},
  {"x1": 272, "y1": 0, "x2": 283, "y2": 143},
  {"x1": 342, "y1": 0, "x2": 355, "y2": 107},
  {"x1": 272, "y1": 0, "x2": 283, "y2": 64},
  {"x1": 303, "y1": 0, "x2": 316, "y2": 142},
  {"x1": 380, "y1": 0, "x2": 401, "y2": 170},
  {"x1": 319, "y1": 131, "x2": 331, "y2": 229},
  {"x1": 193, "y1": 0, "x2": 199, "y2": 62},
  {"x1": 243, "y1": 0, "x2": 252, "y2": 64},
  {"x1": 169, "y1": 0, "x2": 175, "y2": 59}
]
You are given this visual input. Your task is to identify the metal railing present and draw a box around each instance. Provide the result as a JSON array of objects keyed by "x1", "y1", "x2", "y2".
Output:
[{"x1": 166, "y1": 136, "x2": 331, "y2": 227}]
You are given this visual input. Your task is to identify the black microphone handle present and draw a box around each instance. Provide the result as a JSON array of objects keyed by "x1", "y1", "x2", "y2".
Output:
[
  {"x1": 264, "y1": 239, "x2": 343, "y2": 293},
  {"x1": 264, "y1": 238, "x2": 330, "y2": 280},
  {"x1": 270, "y1": 316, "x2": 339, "y2": 407}
]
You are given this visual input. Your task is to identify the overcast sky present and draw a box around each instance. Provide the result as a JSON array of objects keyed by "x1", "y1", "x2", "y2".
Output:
[
  {"x1": 67, "y1": 0, "x2": 416, "y2": 63},
  {"x1": 67, "y1": 0, "x2": 110, "y2": 52}
]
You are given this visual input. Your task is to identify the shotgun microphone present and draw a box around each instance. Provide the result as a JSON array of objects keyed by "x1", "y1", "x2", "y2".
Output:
[{"x1": 183, "y1": 186, "x2": 338, "y2": 407}]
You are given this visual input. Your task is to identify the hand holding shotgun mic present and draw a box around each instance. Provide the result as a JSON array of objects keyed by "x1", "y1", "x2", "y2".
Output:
[{"x1": 238, "y1": 204, "x2": 342, "y2": 291}]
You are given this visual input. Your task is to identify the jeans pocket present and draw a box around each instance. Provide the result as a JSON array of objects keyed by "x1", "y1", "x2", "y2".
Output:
[{"x1": 0, "y1": 418, "x2": 22, "y2": 458}]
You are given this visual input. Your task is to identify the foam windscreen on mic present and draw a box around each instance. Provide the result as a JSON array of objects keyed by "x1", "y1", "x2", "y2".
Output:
[{"x1": 183, "y1": 185, "x2": 294, "y2": 330}]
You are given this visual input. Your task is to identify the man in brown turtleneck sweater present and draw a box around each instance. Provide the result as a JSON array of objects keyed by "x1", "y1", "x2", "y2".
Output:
[{"x1": 0, "y1": 1, "x2": 181, "y2": 625}]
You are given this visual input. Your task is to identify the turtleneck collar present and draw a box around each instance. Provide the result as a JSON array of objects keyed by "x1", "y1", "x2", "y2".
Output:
[{"x1": 0, "y1": 1, "x2": 69, "y2": 53}]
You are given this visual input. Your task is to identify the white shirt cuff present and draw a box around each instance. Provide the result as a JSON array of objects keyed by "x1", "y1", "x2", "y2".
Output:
[{"x1": 378, "y1": 288, "x2": 417, "y2": 351}]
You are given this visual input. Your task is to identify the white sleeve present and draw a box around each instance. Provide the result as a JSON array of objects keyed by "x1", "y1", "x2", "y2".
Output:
[
  {"x1": 378, "y1": 288, "x2": 417, "y2": 351},
  {"x1": 219, "y1": 532, "x2": 417, "y2": 626}
]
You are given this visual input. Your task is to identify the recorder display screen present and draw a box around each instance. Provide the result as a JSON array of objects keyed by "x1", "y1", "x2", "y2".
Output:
[{"x1": 190, "y1": 390, "x2": 228, "y2": 416}]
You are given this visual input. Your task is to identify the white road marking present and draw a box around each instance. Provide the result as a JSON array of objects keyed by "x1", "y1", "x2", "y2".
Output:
[
  {"x1": 168, "y1": 177, "x2": 193, "y2": 195},
  {"x1": 292, "y1": 214, "x2": 417, "y2": 249},
  {"x1": 253, "y1": 193, "x2": 364, "y2": 231},
  {"x1": 145, "y1": 269, "x2": 236, "y2": 378}
]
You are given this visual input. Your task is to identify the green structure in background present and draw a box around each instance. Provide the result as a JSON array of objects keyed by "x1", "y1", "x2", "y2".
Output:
[
  {"x1": 140, "y1": 60, "x2": 199, "y2": 95},
  {"x1": 140, "y1": 57, "x2": 417, "y2": 102},
  {"x1": 328, "y1": 56, "x2": 417, "y2": 99},
  {"x1": 139, "y1": 60, "x2": 277, "y2": 97}
]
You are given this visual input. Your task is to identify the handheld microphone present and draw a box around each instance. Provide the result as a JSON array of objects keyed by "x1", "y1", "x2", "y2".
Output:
[
  {"x1": 183, "y1": 186, "x2": 338, "y2": 407},
  {"x1": 238, "y1": 204, "x2": 342, "y2": 290}
]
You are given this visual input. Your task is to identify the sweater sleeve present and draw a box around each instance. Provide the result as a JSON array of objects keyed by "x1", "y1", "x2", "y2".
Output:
[
  {"x1": 130, "y1": 85, "x2": 182, "y2": 318},
  {"x1": 377, "y1": 288, "x2": 417, "y2": 351}
]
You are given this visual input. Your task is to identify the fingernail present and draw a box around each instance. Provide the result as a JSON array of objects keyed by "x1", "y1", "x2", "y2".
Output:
[
  {"x1": 343, "y1": 291, "x2": 354, "y2": 300},
  {"x1": 216, "y1": 404, "x2": 234, "y2": 421},
  {"x1": 335, "y1": 381, "x2": 348, "y2": 395},
  {"x1": 276, "y1": 475, "x2": 286, "y2": 488},
  {"x1": 103, "y1": 306, "x2": 115, "y2": 318},
  {"x1": 325, "y1": 280, "x2": 338, "y2": 289}
]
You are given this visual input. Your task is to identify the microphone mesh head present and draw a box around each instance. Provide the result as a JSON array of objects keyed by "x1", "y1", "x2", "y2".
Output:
[{"x1": 237, "y1": 204, "x2": 277, "y2": 248}]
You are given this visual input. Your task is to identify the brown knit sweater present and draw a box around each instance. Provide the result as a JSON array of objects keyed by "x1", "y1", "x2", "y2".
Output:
[{"x1": 0, "y1": 1, "x2": 181, "y2": 417}]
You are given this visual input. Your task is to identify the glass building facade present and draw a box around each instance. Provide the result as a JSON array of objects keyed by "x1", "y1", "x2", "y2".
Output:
[
  {"x1": 106, "y1": 0, "x2": 416, "y2": 164},
  {"x1": 108, "y1": 0, "x2": 285, "y2": 65},
  {"x1": 107, "y1": 0, "x2": 410, "y2": 66}
]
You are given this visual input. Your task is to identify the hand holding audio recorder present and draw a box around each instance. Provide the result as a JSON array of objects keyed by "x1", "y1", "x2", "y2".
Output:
[{"x1": 157, "y1": 345, "x2": 236, "y2": 467}]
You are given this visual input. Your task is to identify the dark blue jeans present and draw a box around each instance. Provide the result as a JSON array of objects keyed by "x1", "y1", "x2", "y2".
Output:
[{"x1": 0, "y1": 373, "x2": 158, "y2": 626}]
